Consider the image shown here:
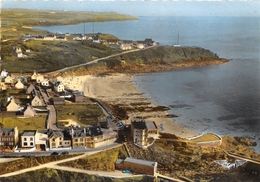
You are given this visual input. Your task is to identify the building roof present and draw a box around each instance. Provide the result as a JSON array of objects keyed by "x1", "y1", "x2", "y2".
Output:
[
  {"x1": 145, "y1": 120, "x2": 158, "y2": 130},
  {"x1": 71, "y1": 128, "x2": 86, "y2": 138},
  {"x1": 124, "y1": 157, "x2": 157, "y2": 167},
  {"x1": 116, "y1": 159, "x2": 124, "y2": 165},
  {"x1": 0, "y1": 128, "x2": 16, "y2": 136},
  {"x1": 132, "y1": 119, "x2": 158, "y2": 130},
  {"x1": 132, "y1": 120, "x2": 146, "y2": 129},
  {"x1": 21, "y1": 130, "x2": 36, "y2": 136},
  {"x1": 48, "y1": 130, "x2": 63, "y2": 138}
]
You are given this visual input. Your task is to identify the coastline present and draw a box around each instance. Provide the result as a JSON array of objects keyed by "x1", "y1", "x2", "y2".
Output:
[{"x1": 57, "y1": 73, "x2": 198, "y2": 139}]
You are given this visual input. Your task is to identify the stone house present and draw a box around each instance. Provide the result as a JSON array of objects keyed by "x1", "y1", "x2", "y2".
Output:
[
  {"x1": 70, "y1": 128, "x2": 86, "y2": 148},
  {"x1": 115, "y1": 157, "x2": 157, "y2": 176},
  {"x1": 85, "y1": 127, "x2": 104, "y2": 148},
  {"x1": 0, "y1": 127, "x2": 19, "y2": 151},
  {"x1": 48, "y1": 130, "x2": 71, "y2": 149},
  {"x1": 131, "y1": 119, "x2": 159, "y2": 147},
  {"x1": 20, "y1": 130, "x2": 36, "y2": 148}
]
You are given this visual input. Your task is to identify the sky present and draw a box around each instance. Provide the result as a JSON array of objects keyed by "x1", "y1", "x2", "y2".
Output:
[{"x1": 2, "y1": 0, "x2": 260, "y2": 17}]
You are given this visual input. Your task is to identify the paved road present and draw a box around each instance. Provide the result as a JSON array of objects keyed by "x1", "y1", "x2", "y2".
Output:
[
  {"x1": 46, "y1": 45, "x2": 156, "y2": 75},
  {"x1": 0, "y1": 143, "x2": 122, "y2": 178},
  {"x1": 46, "y1": 105, "x2": 60, "y2": 130}
]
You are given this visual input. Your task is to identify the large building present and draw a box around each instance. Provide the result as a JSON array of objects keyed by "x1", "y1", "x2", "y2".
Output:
[
  {"x1": 131, "y1": 119, "x2": 159, "y2": 147},
  {"x1": 0, "y1": 127, "x2": 18, "y2": 151},
  {"x1": 116, "y1": 157, "x2": 157, "y2": 176}
]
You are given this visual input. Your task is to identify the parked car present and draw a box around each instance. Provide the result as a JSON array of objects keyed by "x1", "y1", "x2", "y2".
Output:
[
  {"x1": 61, "y1": 151, "x2": 69, "y2": 155},
  {"x1": 123, "y1": 169, "x2": 131, "y2": 173},
  {"x1": 51, "y1": 152, "x2": 60, "y2": 156}
]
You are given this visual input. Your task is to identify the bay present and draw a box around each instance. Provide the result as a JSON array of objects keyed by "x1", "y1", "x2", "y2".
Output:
[{"x1": 36, "y1": 16, "x2": 260, "y2": 151}]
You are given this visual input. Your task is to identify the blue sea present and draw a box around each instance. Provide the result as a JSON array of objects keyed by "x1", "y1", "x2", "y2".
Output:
[{"x1": 36, "y1": 16, "x2": 260, "y2": 151}]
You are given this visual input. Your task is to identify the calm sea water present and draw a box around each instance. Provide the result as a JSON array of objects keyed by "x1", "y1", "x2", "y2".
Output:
[{"x1": 36, "y1": 16, "x2": 260, "y2": 150}]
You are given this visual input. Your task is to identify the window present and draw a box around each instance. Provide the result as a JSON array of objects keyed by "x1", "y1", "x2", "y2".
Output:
[
  {"x1": 30, "y1": 137, "x2": 33, "y2": 141},
  {"x1": 60, "y1": 142, "x2": 62, "y2": 145},
  {"x1": 75, "y1": 139, "x2": 78, "y2": 142},
  {"x1": 80, "y1": 138, "x2": 83, "y2": 142},
  {"x1": 24, "y1": 142, "x2": 27, "y2": 146},
  {"x1": 30, "y1": 142, "x2": 33, "y2": 146},
  {"x1": 24, "y1": 138, "x2": 27, "y2": 141},
  {"x1": 52, "y1": 138, "x2": 55, "y2": 142}
]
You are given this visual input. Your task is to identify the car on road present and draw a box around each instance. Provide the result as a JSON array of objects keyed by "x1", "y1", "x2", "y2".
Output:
[
  {"x1": 123, "y1": 169, "x2": 131, "y2": 173},
  {"x1": 61, "y1": 151, "x2": 69, "y2": 155},
  {"x1": 51, "y1": 152, "x2": 60, "y2": 156}
]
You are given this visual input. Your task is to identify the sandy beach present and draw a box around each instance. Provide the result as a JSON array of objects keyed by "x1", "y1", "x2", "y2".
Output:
[{"x1": 57, "y1": 74, "x2": 198, "y2": 138}]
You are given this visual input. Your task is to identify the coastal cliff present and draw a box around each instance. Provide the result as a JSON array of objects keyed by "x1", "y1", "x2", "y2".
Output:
[{"x1": 67, "y1": 46, "x2": 229, "y2": 75}]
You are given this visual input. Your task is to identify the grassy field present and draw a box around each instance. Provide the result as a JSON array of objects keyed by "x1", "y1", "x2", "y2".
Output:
[
  {"x1": 1, "y1": 9, "x2": 138, "y2": 39},
  {"x1": 0, "y1": 116, "x2": 47, "y2": 130},
  {"x1": 59, "y1": 146, "x2": 128, "y2": 171},
  {"x1": 1, "y1": 37, "x2": 121, "y2": 73},
  {"x1": 55, "y1": 103, "x2": 105, "y2": 127}
]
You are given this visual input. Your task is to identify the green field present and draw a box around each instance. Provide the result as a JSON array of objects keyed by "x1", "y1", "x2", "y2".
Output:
[
  {"x1": 55, "y1": 103, "x2": 105, "y2": 127},
  {"x1": 1, "y1": 37, "x2": 121, "y2": 73},
  {"x1": 0, "y1": 116, "x2": 47, "y2": 130},
  {"x1": 1, "y1": 9, "x2": 138, "y2": 39}
]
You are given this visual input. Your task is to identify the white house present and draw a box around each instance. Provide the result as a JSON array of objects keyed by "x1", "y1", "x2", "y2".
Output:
[
  {"x1": 15, "y1": 79, "x2": 24, "y2": 89},
  {"x1": 1, "y1": 69, "x2": 8, "y2": 78},
  {"x1": 21, "y1": 130, "x2": 36, "y2": 148},
  {"x1": 41, "y1": 79, "x2": 49, "y2": 87},
  {"x1": 6, "y1": 97, "x2": 21, "y2": 112},
  {"x1": 54, "y1": 81, "x2": 65, "y2": 93}
]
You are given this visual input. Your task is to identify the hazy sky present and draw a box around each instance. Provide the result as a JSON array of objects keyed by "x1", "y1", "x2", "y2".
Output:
[{"x1": 2, "y1": 0, "x2": 260, "y2": 17}]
